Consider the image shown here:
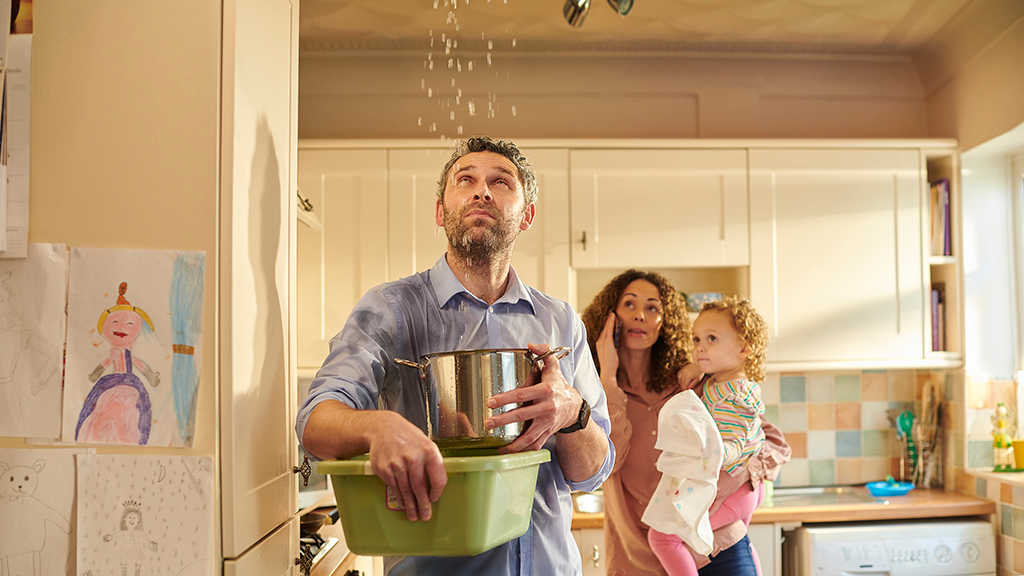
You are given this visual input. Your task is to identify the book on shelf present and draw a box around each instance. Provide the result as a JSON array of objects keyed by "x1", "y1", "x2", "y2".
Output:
[
  {"x1": 930, "y1": 178, "x2": 951, "y2": 256},
  {"x1": 931, "y1": 282, "x2": 946, "y2": 351}
]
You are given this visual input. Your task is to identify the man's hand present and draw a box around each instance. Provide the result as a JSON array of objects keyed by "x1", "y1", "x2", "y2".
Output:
[
  {"x1": 367, "y1": 414, "x2": 448, "y2": 522},
  {"x1": 304, "y1": 401, "x2": 448, "y2": 522},
  {"x1": 485, "y1": 343, "x2": 580, "y2": 454}
]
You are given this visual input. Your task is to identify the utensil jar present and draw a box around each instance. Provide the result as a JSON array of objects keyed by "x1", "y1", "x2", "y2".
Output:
[{"x1": 396, "y1": 347, "x2": 570, "y2": 450}]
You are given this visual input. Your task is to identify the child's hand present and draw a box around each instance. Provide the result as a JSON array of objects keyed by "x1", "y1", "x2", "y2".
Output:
[
  {"x1": 596, "y1": 313, "x2": 620, "y2": 383},
  {"x1": 677, "y1": 362, "x2": 704, "y2": 391}
]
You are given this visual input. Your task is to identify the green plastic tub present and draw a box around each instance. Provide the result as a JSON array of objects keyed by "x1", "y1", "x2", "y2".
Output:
[{"x1": 318, "y1": 448, "x2": 550, "y2": 557}]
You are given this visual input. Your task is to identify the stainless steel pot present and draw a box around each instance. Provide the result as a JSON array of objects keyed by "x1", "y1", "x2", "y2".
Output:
[{"x1": 395, "y1": 346, "x2": 571, "y2": 450}]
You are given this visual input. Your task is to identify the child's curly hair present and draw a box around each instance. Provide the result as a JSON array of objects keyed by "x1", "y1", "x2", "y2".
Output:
[
  {"x1": 581, "y1": 270, "x2": 692, "y2": 393},
  {"x1": 699, "y1": 295, "x2": 770, "y2": 382}
]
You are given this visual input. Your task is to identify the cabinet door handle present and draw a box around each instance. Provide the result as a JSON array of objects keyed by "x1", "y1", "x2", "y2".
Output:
[
  {"x1": 581, "y1": 230, "x2": 587, "y2": 251},
  {"x1": 592, "y1": 544, "x2": 600, "y2": 567},
  {"x1": 293, "y1": 455, "x2": 311, "y2": 487}
]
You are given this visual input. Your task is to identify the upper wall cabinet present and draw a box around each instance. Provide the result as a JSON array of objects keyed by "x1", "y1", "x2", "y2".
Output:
[
  {"x1": 749, "y1": 148, "x2": 925, "y2": 365},
  {"x1": 570, "y1": 149, "x2": 749, "y2": 269}
]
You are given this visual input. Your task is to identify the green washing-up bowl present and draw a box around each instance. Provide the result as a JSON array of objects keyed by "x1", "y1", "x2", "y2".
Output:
[{"x1": 318, "y1": 448, "x2": 550, "y2": 557}]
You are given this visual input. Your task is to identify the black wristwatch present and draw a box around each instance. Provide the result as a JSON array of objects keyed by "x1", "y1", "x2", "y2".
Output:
[{"x1": 558, "y1": 398, "x2": 591, "y2": 434}]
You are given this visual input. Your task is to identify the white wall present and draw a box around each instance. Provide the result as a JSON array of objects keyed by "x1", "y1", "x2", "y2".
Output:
[{"x1": 299, "y1": 52, "x2": 928, "y2": 139}]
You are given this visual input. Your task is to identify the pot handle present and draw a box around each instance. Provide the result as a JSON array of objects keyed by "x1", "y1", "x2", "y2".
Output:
[
  {"x1": 528, "y1": 346, "x2": 571, "y2": 371},
  {"x1": 394, "y1": 357, "x2": 427, "y2": 372}
]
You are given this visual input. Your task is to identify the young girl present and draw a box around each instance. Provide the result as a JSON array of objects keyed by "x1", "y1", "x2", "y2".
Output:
[
  {"x1": 645, "y1": 295, "x2": 770, "y2": 576},
  {"x1": 103, "y1": 501, "x2": 159, "y2": 576}
]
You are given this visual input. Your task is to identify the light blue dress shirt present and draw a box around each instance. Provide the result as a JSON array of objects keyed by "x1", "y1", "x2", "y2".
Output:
[{"x1": 296, "y1": 255, "x2": 614, "y2": 576}]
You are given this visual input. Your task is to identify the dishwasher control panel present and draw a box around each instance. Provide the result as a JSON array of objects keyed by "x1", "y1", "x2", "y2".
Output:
[{"x1": 789, "y1": 519, "x2": 995, "y2": 576}]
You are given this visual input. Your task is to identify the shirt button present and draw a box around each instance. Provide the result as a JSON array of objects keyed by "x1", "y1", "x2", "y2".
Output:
[
  {"x1": 648, "y1": 407, "x2": 652, "y2": 411},
  {"x1": 651, "y1": 430, "x2": 656, "y2": 436},
  {"x1": 489, "y1": 307, "x2": 494, "y2": 313}
]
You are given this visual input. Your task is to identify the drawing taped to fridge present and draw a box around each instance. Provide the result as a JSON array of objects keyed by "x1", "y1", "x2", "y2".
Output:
[{"x1": 62, "y1": 247, "x2": 205, "y2": 447}]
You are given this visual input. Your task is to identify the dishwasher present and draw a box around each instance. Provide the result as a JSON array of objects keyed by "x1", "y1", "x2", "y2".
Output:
[{"x1": 784, "y1": 518, "x2": 995, "y2": 576}]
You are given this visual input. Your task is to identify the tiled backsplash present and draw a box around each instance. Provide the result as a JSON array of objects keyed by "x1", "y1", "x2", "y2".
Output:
[{"x1": 762, "y1": 369, "x2": 954, "y2": 487}]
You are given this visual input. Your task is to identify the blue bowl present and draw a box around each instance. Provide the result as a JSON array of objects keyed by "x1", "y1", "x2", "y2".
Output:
[{"x1": 865, "y1": 481, "x2": 915, "y2": 497}]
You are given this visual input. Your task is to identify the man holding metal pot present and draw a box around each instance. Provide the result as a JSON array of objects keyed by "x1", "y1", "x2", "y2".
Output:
[{"x1": 296, "y1": 136, "x2": 614, "y2": 575}]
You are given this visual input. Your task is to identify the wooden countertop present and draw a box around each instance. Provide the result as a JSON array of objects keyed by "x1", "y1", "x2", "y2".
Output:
[{"x1": 570, "y1": 488, "x2": 995, "y2": 531}]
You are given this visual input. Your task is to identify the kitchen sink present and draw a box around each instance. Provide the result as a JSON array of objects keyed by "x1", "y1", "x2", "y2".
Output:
[
  {"x1": 572, "y1": 491, "x2": 604, "y2": 514},
  {"x1": 764, "y1": 485, "x2": 883, "y2": 508}
]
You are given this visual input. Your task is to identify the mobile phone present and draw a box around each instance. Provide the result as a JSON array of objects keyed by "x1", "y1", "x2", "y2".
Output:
[{"x1": 613, "y1": 316, "x2": 621, "y2": 348}]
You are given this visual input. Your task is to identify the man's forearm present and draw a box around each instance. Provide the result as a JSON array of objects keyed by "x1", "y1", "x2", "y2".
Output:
[
  {"x1": 302, "y1": 399, "x2": 378, "y2": 460},
  {"x1": 556, "y1": 419, "x2": 609, "y2": 482}
]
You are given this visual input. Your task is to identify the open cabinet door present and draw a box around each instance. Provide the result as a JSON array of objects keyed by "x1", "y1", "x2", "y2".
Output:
[{"x1": 220, "y1": 0, "x2": 300, "y2": 561}]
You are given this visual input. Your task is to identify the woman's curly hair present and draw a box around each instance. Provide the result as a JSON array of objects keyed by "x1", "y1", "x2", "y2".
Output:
[
  {"x1": 581, "y1": 270, "x2": 692, "y2": 393},
  {"x1": 699, "y1": 295, "x2": 770, "y2": 382}
]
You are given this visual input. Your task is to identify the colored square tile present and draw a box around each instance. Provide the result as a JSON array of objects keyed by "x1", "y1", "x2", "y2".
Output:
[
  {"x1": 977, "y1": 477, "x2": 988, "y2": 499},
  {"x1": 1015, "y1": 537, "x2": 1024, "y2": 575},
  {"x1": 968, "y1": 440, "x2": 995, "y2": 468},
  {"x1": 1002, "y1": 535, "x2": 1014, "y2": 574},
  {"x1": 1014, "y1": 486, "x2": 1024, "y2": 507},
  {"x1": 780, "y1": 376, "x2": 806, "y2": 403},
  {"x1": 777, "y1": 458, "x2": 808, "y2": 487},
  {"x1": 835, "y1": 402, "x2": 861, "y2": 429},
  {"x1": 1002, "y1": 504, "x2": 1013, "y2": 537},
  {"x1": 1003, "y1": 483, "x2": 1013, "y2": 503},
  {"x1": 967, "y1": 374, "x2": 994, "y2": 409},
  {"x1": 779, "y1": 403, "x2": 808, "y2": 432},
  {"x1": 860, "y1": 401, "x2": 890, "y2": 430},
  {"x1": 807, "y1": 431, "x2": 836, "y2": 459},
  {"x1": 1014, "y1": 507, "x2": 1024, "y2": 541},
  {"x1": 835, "y1": 458, "x2": 862, "y2": 485},
  {"x1": 763, "y1": 404, "x2": 780, "y2": 425},
  {"x1": 861, "y1": 371, "x2": 888, "y2": 401},
  {"x1": 836, "y1": 430, "x2": 861, "y2": 457},
  {"x1": 835, "y1": 375, "x2": 860, "y2": 401},
  {"x1": 862, "y1": 457, "x2": 888, "y2": 482},
  {"x1": 760, "y1": 374, "x2": 781, "y2": 404},
  {"x1": 995, "y1": 379, "x2": 1016, "y2": 407},
  {"x1": 787, "y1": 432, "x2": 807, "y2": 458},
  {"x1": 808, "y1": 459, "x2": 835, "y2": 486},
  {"x1": 862, "y1": 430, "x2": 888, "y2": 456},
  {"x1": 889, "y1": 371, "x2": 915, "y2": 402},
  {"x1": 806, "y1": 375, "x2": 834, "y2": 403},
  {"x1": 807, "y1": 403, "x2": 836, "y2": 430}
]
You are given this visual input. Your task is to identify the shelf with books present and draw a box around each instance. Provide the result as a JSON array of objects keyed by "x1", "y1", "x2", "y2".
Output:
[{"x1": 924, "y1": 149, "x2": 962, "y2": 360}]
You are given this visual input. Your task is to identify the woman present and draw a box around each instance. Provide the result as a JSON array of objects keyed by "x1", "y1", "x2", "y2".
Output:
[{"x1": 581, "y1": 270, "x2": 790, "y2": 576}]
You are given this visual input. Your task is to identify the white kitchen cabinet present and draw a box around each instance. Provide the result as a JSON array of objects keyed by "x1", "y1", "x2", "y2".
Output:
[
  {"x1": 572, "y1": 528, "x2": 606, "y2": 576},
  {"x1": 295, "y1": 149, "x2": 389, "y2": 369},
  {"x1": 296, "y1": 145, "x2": 573, "y2": 370},
  {"x1": 749, "y1": 148, "x2": 926, "y2": 365},
  {"x1": 569, "y1": 149, "x2": 749, "y2": 269},
  {"x1": 224, "y1": 517, "x2": 300, "y2": 576}
]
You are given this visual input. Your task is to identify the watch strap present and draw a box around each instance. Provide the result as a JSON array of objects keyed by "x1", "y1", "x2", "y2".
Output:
[{"x1": 558, "y1": 397, "x2": 591, "y2": 434}]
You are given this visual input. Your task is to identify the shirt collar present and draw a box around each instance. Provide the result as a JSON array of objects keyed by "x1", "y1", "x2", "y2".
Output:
[{"x1": 430, "y1": 254, "x2": 536, "y2": 313}]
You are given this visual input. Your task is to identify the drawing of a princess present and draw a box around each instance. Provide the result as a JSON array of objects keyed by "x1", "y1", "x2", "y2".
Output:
[
  {"x1": 75, "y1": 282, "x2": 161, "y2": 445},
  {"x1": 103, "y1": 500, "x2": 158, "y2": 576}
]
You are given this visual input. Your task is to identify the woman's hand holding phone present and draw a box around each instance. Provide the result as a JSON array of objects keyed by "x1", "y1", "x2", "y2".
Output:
[{"x1": 596, "y1": 312, "x2": 621, "y2": 387}]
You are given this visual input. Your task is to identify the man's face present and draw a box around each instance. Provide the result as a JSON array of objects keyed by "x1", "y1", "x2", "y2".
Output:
[{"x1": 435, "y1": 151, "x2": 535, "y2": 260}]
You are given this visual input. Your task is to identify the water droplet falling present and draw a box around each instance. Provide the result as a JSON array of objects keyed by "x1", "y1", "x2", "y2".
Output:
[
  {"x1": 468, "y1": 61, "x2": 474, "y2": 71},
  {"x1": 512, "y1": 39, "x2": 516, "y2": 47},
  {"x1": 487, "y1": 53, "x2": 492, "y2": 65},
  {"x1": 468, "y1": 100, "x2": 476, "y2": 116},
  {"x1": 428, "y1": 88, "x2": 433, "y2": 97},
  {"x1": 450, "y1": 111, "x2": 455, "y2": 120},
  {"x1": 458, "y1": 125, "x2": 464, "y2": 134},
  {"x1": 512, "y1": 106, "x2": 517, "y2": 116},
  {"x1": 418, "y1": 117, "x2": 423, "y2": 126},
  {"x1": 488, "y1": 41, "x2": 493, "y2": 50},
  {"x1": 448, "y1": 58, "x2": 453, "y2": 68}
]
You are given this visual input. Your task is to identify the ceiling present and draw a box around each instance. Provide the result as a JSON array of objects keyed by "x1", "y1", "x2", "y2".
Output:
[{"x1": 299, "y1": 0, "x2": 975, "y2": 55}]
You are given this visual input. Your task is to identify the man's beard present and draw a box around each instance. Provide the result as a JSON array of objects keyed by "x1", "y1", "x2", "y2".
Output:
[{"x1": 443, "y1": 201, "x2": 523, "y2": 262}]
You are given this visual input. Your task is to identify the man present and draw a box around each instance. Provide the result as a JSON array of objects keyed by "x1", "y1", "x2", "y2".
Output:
[{"x1": 296, "y1": 136, "x2": 614, "y2": 575}]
